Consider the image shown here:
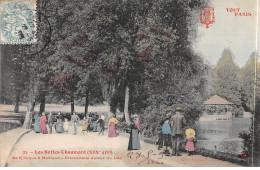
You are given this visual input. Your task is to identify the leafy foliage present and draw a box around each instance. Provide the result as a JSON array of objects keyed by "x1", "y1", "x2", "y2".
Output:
[
  {"x1": 240, "y1": 52, "x2": 259, "y2": 112},
  {"x1": 212, "y1": 49, "x2": 244, "y2": 116}
]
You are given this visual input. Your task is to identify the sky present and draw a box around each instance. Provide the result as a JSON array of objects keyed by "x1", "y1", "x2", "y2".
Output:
[{"x1": 193, "y1": 0, "x2": 259, "y2": 67}]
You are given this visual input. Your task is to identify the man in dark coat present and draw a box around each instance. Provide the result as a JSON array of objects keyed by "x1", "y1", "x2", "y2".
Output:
[
  {"x1": 97, "y1": 115, "x2": 105, "y2": 135},
  {"x1": 48, "y1": 112, "x2": 55, "y2": 134},
  {"x1": 170, "y1": 107, "x2": 186, "y2": 156}
]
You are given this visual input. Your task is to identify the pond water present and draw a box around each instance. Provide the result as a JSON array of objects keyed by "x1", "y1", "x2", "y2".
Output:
[{"x1": 195, "y1": 118, "x2": 251, "y2": 154}]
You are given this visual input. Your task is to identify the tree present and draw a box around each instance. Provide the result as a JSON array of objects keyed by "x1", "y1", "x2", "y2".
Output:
[
  {"x1": 50, "y1": 72, "x2": 79, "y2": 114},
  {"x1": 76, "y1": 70, "x2": 104, "y2": 116},
  {"x1": 50, "y1": 0, "x2": 176, "y2": 122},
  {"x1": 240, "y1": 52, "x2": 259, "y2": 113},
  {"x1": 22, "y1": 0, "x2": 59, "y2": 128},
  {"x1": 16, "y1": 0, "x2": 209, "y2": 130},
  {"x1": 55, "y1": 0, "x2": 210, "y2": 124},
  {"x1": 212, "y1": 49, "x2": 244, "y2": 116}
]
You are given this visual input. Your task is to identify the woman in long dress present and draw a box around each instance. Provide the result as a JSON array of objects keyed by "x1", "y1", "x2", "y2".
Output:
[
  {"x1": 34, "y1": 113, "x2": 41, "y2": 133},
  {"x1": 108, "y1": 115, "x2": 119, "y2": 138},
  {"x1": 55, "y1": 112, "x2": 64, "y2": 133},
  {"x1": 40, "y1": 112, "x2": 48, "y2": 134},
  {"x1": 128, "y1": 117, "x2": 141, "y2": 150}
]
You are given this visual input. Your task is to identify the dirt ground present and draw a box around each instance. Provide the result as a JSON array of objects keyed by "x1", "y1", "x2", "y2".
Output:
[{"x1": 5, "y1": 123, "x2": 241, "y2": 167}]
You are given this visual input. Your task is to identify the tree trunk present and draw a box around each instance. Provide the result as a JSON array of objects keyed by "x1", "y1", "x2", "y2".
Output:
[
  {"x1": 14, "y1": 90, "x2": 20, "y2": 113},
  {"x1": 71, "y1": 94, "x2": 74, "y2": 114},
  {"x1": 124, "y1": 85, "x2": 130, "y2": 123},
  {"x1": 30, "y1": 100, "x2": 36, "y2": 112},
  {"x1": 23, "y1": 94, "x2": 36, "y2": 129},
  {"x1": 84, "y1": 90, "x2": 89, "y2": 116},
  {"x1": 39, "y1": 91, "x2": 46, "y2": 114}
]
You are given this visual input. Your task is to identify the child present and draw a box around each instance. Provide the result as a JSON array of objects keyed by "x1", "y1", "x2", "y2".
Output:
[
  {"x1": 64, "y1": 118, "x2": 69, "y2": 133},
  {"x1": 82, "y1": 116, "x2": 88, "y2": 135},
  {"x1": 185, "y1": 128, "x2": 197, "y2": 156},
  {"x1": 162, "y1": 117, "x2": 171, "y2": 156}
]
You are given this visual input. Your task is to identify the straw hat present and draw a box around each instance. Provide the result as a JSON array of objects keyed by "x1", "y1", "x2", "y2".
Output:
[
  {"x1": 185, "y1": 128, "x2": 196, "y2": 138},
  {"x1": 175, "y1": 107, "x2": 182, "y2": 111}
]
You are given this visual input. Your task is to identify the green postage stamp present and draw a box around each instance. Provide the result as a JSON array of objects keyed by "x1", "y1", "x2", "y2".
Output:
[{"x1": 0, "y1": 0, "x2": 36, "y2": 44}]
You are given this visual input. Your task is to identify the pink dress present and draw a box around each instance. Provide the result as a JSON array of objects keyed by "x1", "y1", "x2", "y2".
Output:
[
  {"x1": 108, "y1": 122, "x2": 116, "y2": 137},
  {"x1": 185, "y1": 137, "x2": 197, "y2": 151},
  {"x1": 40, "y1": 115, "x2": 48, "y2": 134}
]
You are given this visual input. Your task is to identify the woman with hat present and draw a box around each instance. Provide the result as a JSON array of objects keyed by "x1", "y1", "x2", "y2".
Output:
[
  {"x1": 40, "y1": 112, "x2": 48, "y2": 134},
  {"x1": 33, "y1": 112, "x2": 41, "y2": 133},
  {"x1": 107, "y1": 114, "x2": 119, "y2": 138},
  {"x1": 55, "y1": 111, "x2": 64, "y2": 133},
  {"x1": 128, "y1": 115, "x2": 141, "y2": 150}
]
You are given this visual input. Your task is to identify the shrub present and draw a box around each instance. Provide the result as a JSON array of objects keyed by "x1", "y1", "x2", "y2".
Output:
[{"x1": 238, "y1": 131, "x2": 251, "y2": 153}]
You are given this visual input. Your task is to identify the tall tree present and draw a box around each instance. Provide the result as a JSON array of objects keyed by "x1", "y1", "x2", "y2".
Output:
[
  {"x1": 240, "y1": 52, "x2": 259, "y2": 112},
  {"x1": 212, "y1": 49, "x2": 244, "y2": 116},
  {"x1": 54, "y1": 0, "x2": 208, "y2": 123},
  {"x1": 22, "y1": 0, "x2": 59, "y2": 128}
]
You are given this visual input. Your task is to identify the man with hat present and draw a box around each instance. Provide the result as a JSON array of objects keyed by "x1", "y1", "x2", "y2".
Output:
[{"x1": 170, "y1": 107, "x2": 186, "y2": 156}]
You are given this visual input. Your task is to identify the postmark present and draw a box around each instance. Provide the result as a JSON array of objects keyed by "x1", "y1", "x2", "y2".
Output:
[
  {"x1": 0, "y1": 0, "x2": 36, "y2": 44},
  {"x1": 200, "y1": 7, "x2": 215, "y2": 28}
]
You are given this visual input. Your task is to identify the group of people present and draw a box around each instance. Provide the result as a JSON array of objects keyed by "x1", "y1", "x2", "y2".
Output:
[
  {"x1": 81, "y1": 112, "x2": 141, "y2": 151},
  {"x1": 158, "y1": 107, "x2": 197, "y2": 156},
  {"x1": 33, "y1": 111, "x2": 70, "y2": 134},
  {"x1": 33, "y1": 108, "x2": 196, "y2": 155},
  {"x1": 33, "y1": 111, "x2": 102, "y2": 135},
  {"x1": 82, "y1": 112, "x2": 106, "y2": 135},
  {"x1": 33, "y1": 111, "x2": 126, "y2": 138}
]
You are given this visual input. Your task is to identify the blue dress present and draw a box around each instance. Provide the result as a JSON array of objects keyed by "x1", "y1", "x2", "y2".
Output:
[
  {"x1": 162, "y1": 122, "x2": 171, "y2": 135},
  {"x1": 34, "y1": 115, "x2": 41, "y2": 133}
]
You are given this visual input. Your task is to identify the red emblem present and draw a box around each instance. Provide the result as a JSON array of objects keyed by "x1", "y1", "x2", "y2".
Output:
[{"x1": 200, "y1": 7, "x2": 215, "y2": 28}]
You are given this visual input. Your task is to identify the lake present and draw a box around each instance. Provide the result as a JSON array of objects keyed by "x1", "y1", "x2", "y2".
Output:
[{"x1": 195, "y1": 118, "x2": 251, "y2": 154}]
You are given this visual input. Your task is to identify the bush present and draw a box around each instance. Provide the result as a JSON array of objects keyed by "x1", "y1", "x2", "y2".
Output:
[
  {"x1": 238, "y1": 131, "x2": 251, "y2": 153},
  {"x1": 196, "y1": 148, "x2": 248, "y2": 166}
]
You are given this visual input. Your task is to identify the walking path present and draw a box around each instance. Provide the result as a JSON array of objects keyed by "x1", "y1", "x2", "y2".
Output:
[
  {"x1": 0, "y1": 128, "x2": 31, "y2": 166},
  {"x1": 1, "y1": 123, "x2": 242, "y2": 167}
]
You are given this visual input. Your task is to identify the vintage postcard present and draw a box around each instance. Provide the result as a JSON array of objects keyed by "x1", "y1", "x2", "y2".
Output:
[{"x1": 0, "y1": 0, "x2": 259, "y2": 167}]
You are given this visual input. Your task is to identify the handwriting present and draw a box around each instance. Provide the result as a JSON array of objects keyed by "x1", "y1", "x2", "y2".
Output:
[{"x1": 127, "y1": 150, "x2": 164, "y2": 166}]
